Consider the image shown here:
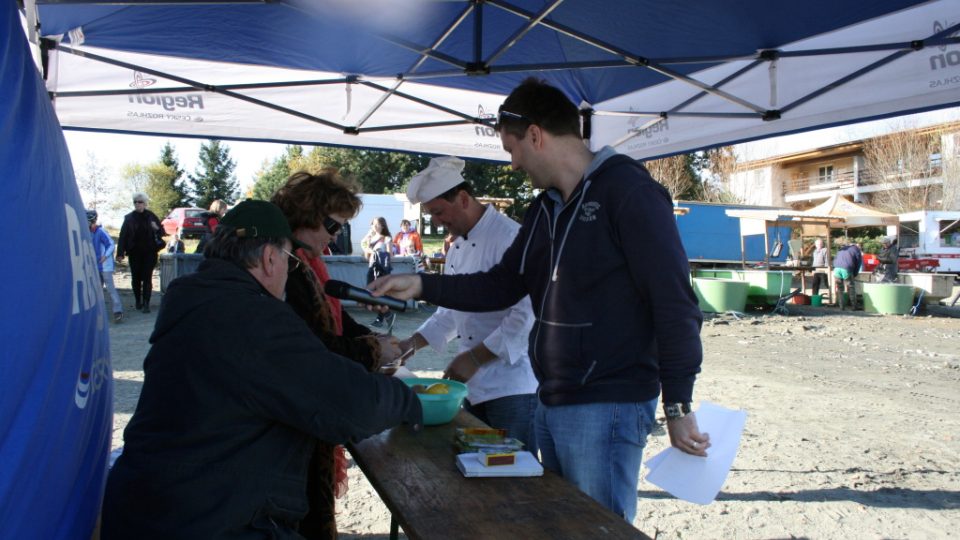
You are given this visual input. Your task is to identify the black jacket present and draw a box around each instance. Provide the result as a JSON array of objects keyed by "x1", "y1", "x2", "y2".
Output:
[
  {"x1": 102, "y1": 259, "x2": 421, "y2": 539},
  {"x1": 117, "y1": 209, "x2": 163, "y2": 257},
  {"x1": 421, "y1": 153, "x2": 703, "y2": 406}
]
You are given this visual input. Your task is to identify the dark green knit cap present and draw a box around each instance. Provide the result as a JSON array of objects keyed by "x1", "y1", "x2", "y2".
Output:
[{"x1": 221, "y1": 200, "x2": 295, "y2": 242}]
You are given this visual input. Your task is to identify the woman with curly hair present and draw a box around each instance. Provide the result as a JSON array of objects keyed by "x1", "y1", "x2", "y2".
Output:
[{"x1": 271, "y1": 169, "x2": 403, "y2": 539}]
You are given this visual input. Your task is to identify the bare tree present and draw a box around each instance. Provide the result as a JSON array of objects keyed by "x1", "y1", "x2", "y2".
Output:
[
  {"x1": 644, "y1": 155, "x2": 694, "y2": 199},
  {"x1": 76, "y1": 151, "x2": 112, "y2": 210},
  {"x1": 861, "y1": 126, "x2": 946, "y2": 213},
  {"x1": 699, "y1": 146, "x2": 743, "y2": 203}
]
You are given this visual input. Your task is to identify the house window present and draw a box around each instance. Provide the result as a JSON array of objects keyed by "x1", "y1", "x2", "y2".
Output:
[{"x1": 817, "y1": 165, "x2": 834, "y2": 183}]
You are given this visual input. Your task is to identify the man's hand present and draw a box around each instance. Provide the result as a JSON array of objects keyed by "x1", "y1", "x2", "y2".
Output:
[
  {"x1": 666, "y1": 413, "x2": 711, "y2": 457},
  {"x1": 442, "y1": 351, "x2": 480, "y2": 383},
  {"x1": 368, "y1": 274, "x2": 423, "y2": 301}
]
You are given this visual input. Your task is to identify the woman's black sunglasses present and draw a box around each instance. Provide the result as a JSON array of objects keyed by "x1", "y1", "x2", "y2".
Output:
[{"x1": 323, "y1": 216, "x2": 344, "y2": 235}]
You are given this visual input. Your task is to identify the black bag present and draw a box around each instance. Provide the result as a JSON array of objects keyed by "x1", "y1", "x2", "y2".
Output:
[{"x1": 154, "y1": 228, "x2": 166, "y2": 250}]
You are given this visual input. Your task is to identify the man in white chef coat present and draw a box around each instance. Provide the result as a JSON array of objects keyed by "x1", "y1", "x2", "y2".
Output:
[{"x1": 398, "y1": 156, "x2": 539, "y2": 453}]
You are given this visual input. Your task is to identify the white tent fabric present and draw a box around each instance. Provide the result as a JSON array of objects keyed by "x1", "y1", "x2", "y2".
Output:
[{"x1": 34, "y1": 0, "x2": 960, "y2": 162}]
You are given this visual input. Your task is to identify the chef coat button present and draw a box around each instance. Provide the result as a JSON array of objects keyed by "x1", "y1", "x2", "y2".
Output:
[
  {"x1": 472, "y1": 243, "x2": 476, "y2": 247},
  {"x1": 468, "y1": 336, "x2": 473, "y2": 340}
]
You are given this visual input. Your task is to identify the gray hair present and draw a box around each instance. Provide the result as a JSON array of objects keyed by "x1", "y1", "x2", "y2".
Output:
[
  {"x1": 132, "y1": 192, "x2": 149, "y2": 204},
  {"x1": 202, "y1": 224, "x2": 287, "y2": 269}
]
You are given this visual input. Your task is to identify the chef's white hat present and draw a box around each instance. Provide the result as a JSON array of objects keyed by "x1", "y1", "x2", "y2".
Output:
[{"x1": 406, "y1": 156, "x2": 466, "y2": 204}]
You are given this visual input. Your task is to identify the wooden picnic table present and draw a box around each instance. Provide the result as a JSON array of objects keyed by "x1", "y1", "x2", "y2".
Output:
[{"x1": 347, "y1": 410, "x2": 651, "y2": 540}]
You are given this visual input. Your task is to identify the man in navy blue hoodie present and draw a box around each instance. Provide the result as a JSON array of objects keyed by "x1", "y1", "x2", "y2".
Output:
[{"x1": 371, "y1": 78, "x2": 708, "y2": 523}]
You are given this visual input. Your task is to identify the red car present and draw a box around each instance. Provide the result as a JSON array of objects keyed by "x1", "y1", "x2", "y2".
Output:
[{"x1": 161, "y1": 207, "x2": 209, "y2": 239}]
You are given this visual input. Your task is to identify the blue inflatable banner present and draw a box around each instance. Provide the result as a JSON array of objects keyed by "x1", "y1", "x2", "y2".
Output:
[{"x1": 0, "y1": 1, "x2": 113, "y2": 537}]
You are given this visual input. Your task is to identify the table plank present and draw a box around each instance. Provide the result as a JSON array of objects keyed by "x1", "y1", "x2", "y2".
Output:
[{"x1": 348, "y1": 411, "x2": 650, "y2": 540}]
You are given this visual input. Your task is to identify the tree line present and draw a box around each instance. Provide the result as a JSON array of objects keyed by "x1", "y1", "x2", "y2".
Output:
[
  {"x1": 79, "y1": 139, "x2": 743, "y2": 223},
  {"x1": 78, "y1": 140, "x2": 240, "y2": 220}
]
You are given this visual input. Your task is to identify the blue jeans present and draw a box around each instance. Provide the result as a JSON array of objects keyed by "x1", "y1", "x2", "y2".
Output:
[
  {"x1": 535, "y1": 398, "x2": 658, "y2": 523},
  {"x1": 465, "y1": 393, "x2": 538, "y2": 456}
]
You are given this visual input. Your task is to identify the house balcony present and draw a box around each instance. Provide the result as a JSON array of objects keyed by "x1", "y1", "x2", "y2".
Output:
[{"x1": 781, "y1": 165, "x2": 944, "y2": 204}]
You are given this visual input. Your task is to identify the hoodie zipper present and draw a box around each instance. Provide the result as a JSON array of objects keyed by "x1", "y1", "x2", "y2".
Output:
[{"x1": 529, "y1": 180, "x2": 593, "y2": 380}]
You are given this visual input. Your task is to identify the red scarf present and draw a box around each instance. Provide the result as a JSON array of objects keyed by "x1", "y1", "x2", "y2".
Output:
[{"x1": 298, "y1": 247, "x2": 343, "y2": 335}]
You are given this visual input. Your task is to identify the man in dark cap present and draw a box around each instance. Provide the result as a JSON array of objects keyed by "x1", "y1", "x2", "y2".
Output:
[{"x1": 102, "y1": 200, "x2": 422, "y2": 539}]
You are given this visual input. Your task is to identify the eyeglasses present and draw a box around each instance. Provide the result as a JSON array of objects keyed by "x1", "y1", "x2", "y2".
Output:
[
  {"x1": 323, "y1": 216, "x2": 344, "y2": 236},
  {"x1": 133, "y1": 200, "x2": 146, "y2": 204},
  {"x1": 495, "y1": 109, "x2": 533, "y2": 130},
  {"x1": 281, "y1": 247, "x2": 304, "y2": 272}
]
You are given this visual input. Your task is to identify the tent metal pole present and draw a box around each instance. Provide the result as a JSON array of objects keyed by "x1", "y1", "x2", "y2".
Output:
[
  {"x1": 358, "y1": 80, "x2": 480, "y2": 124},
  {"x1": 781, "y1": 21, "x2": 960, "y2": 115},
  {"x1": 54, "y1": 44, "x2": 347, "y2": 131},
  {"x1": 356, "y1": 2, "x2": 474, "y2": 129},
  {"x1": 357, "y1": 120, "x2": 472, "y2": 133},
  {"x1": 473, "y1": 0, "x2": 483, "y2": 67},
  {"x1": 486, "y1": 0, "x2": 766, "y2": 114},
  {"x1": 55, "y1": 78, "x2": 352, "y2": 98},
  {"x1": 485, "y1": 0, "x2": 564, "y2": 66}
]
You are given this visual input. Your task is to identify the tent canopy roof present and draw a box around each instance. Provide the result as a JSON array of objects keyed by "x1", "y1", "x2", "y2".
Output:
[
  {"x1": 727, "y1": 194, "x2": 899, "y2": 237},
  {"x1": 31, "y1": 0, "x2": 960, "y2": 161}
]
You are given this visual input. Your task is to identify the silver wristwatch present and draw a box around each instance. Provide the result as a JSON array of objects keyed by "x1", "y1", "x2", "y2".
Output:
[{"x1": 663, "y1": 402, "x2": 692, "y2": 420}]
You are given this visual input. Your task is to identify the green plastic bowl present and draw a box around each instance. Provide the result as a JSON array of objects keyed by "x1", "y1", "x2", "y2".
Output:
[{"x1": 402, "y1": 377, "x2": 468, "y2": 425}]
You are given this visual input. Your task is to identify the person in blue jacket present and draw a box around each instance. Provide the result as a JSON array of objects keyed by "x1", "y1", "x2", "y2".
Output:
[
  {"x1": 369, "y1": 78, "x2": 709, "y2": 523},
  {"x1": 833, "y1": 241, "x2": 863, "y2": 310},
  {"x1": 87, "y1": 209, "x2": 123, "y2": 323}
]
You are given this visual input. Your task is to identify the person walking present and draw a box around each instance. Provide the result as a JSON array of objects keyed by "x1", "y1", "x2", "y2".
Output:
[
  {"x1": 87, "y1": 209, "x2": 123, "y2": 323},
  {"x1": 369, "y1": 78, "x2": 708, "y2": 523},
  {"x1": 116, "y1": 192, "x2": 164, "y2": 313}
]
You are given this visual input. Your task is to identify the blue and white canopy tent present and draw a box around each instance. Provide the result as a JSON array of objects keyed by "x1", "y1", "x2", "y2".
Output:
[
  {"x1": 29, "y1": 0, "x2": 960, "y2": 161},
  {"x1": 3, "y1": 0, "x2": 960, "y2": 536}
]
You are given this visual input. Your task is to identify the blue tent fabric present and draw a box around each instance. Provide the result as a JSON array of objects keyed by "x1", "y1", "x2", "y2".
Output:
[
  {"x1": 35, "y1": 0, "x2": 934, "y2": 105},
  {"x1": 1, "y1": 1, "x2": 112, "y2": 537}
]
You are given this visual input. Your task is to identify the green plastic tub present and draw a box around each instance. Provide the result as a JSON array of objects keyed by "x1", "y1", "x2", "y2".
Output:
[
  {"x1": 810, "y1": 294, "x2": 823, "y2": 307},
  {"x1": 691, "y1": 278, "x2": 749, "y2": 313},
  {"x1": 862, "y1": 283, "x2": 916, "y2": 314},
  {"x1": 692, "y1": 269, "x2": 735, "y2": 280},
  {"x1": 732, "y1": 270, "x2": 792, "y2": 306}
]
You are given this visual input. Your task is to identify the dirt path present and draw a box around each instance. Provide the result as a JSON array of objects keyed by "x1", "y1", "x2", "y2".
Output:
[{"x1": 107, "y1": 267, "x2": 960, "y2": 539}]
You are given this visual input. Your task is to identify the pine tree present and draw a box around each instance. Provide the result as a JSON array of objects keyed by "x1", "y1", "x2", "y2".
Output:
[
  {"x1": 188, "y1": 140, "x2": 238, "y2": 209},
  {"x1": 159, "y1": 142, "x2": 191, "y2": 207},
  {"x1": 250, "y1": 146, "x2": 300, "y2": 201}
]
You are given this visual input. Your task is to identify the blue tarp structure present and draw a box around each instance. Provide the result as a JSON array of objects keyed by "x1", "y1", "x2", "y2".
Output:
[
  {"x1": 3, "y1": 0, "x2": 960, "y2": 536},
  {"x1": 1, "y1": 1, "x2": 112, "y2": 538}
]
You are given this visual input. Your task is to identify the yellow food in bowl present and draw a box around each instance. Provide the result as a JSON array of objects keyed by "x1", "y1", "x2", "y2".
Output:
[{"x1": 424, "y1": 383, "x2": 449, "y2": 395}]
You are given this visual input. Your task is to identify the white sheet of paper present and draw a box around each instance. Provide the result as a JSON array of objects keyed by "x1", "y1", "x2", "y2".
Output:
[{"x1": 644, "y1": 401, "x2": 747, "y2": 505}]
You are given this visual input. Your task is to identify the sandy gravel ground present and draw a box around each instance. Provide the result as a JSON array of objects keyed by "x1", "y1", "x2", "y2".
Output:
[{"x1": 107, "y1": 266, "x2": 960, "y2": 539}]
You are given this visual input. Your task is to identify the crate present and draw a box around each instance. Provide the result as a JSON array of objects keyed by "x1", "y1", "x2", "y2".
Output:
[{"x1": 159, "y1": 253, "x2": 205, "y2": 292}]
